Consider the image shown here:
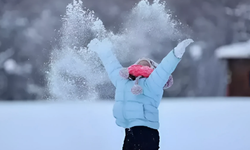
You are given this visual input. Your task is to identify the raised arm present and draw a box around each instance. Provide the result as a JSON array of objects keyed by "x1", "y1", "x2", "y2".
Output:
[
  {"x1": 145, "y1": 39, "x2": 194, "y2": 94},
  {"x1": 87, "y1": 38, "x2": 123, "y2": 87}
]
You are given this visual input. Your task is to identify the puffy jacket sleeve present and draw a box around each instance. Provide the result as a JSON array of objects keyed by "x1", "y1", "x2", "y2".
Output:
[
  {"x1": 96, "y1": 49, "x2": 123, "y2": 87},
  {"x1": 145, "y1": 50, "x2": 181, "y2": 94}
]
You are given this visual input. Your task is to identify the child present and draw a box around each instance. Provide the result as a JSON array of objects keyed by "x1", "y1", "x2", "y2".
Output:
[{"x1": 87, "y1": 38, "x2": 194, "y2": 150}]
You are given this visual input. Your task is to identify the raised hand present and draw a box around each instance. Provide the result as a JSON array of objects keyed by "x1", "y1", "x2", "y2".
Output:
[
  {"x1": 174, "y1": 39, "x2": 194, "y2": 59},
  {"x1": 87, "y1": 38, "x2": 113, "y2": 53}
]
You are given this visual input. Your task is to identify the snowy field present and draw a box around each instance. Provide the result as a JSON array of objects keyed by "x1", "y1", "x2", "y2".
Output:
[{"x1": 0, "y1": 98, "x2": 250, "y2": 150}]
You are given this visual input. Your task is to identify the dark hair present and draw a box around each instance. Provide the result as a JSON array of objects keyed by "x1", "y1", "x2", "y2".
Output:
[{"x1": 129, "y1": 74, "x2": 136, "y2": 80}]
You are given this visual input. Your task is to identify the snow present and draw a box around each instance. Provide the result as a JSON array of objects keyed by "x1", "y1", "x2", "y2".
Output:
[
  {"x1": 189, "y1": 44, "x2": 203, "y2": 60},
  {"x1": 0, "y1": 98, "x2": 250, "y2": 150},
  {"x1": 48, "y1": 0, "x2": 184, "y2": 100},
  {"x1": 3, "y1": 59, "x2": 32, "y2": 75},
  {"x1": 215, "y1": 40, "x2": 250, "y2": 59},
  {"x1": 0, "y1": 49, "x2": 14, "y2": 68},
  {"x1": 3, "y1": 59, "x2": 17, "y2": 73}
]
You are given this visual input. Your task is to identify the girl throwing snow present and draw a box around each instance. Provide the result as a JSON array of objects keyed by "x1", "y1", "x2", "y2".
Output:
[{"x1": 87, "y1": 38, "x2": 194, "y2": 150}]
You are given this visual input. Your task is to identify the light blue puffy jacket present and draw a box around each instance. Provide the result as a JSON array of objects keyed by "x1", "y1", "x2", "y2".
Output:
[{"x1": 96, "y1": 48, "x2": 181, "y2": 130}]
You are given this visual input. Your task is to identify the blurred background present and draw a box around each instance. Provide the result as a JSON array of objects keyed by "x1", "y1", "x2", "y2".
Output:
[
  {"x1": 0, "y1": 0, "x2": 249, "y2": 100},
  {"x1": 0, "y1": 1, "x2": 250, "y2": 150}
]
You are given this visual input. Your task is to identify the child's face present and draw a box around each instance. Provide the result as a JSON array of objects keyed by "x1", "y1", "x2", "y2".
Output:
[{"x1": 137, "y1": 60, "x2": 151, "y2": 67}]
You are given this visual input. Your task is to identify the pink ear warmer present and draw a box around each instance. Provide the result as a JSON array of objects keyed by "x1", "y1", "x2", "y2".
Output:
[
  {"x1": 119, "y1": 65, "x2": 174, "y2": 95},
  {"x1": 128, "y1": 65, "x2": 154, "y2": 78}
]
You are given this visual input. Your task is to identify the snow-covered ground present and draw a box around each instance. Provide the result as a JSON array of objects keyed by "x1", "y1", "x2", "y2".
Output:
[{"x1": 0, "y1": 98, "x2": 250, "y2": 150}]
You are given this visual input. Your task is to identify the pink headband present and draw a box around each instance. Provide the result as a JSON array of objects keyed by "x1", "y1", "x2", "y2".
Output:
[{"x1": 119, "y1": 63, "x2": 174, "y2": 95}]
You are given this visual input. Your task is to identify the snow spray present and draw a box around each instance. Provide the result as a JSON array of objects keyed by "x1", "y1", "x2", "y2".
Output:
[{"x1": 47, "y1": 0, "x2": 183, "y2": 101}]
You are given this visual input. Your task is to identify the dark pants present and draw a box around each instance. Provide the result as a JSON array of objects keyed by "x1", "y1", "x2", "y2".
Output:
[{"x1": 122, "y1": 126, "x2": 160, "y2": 150}]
